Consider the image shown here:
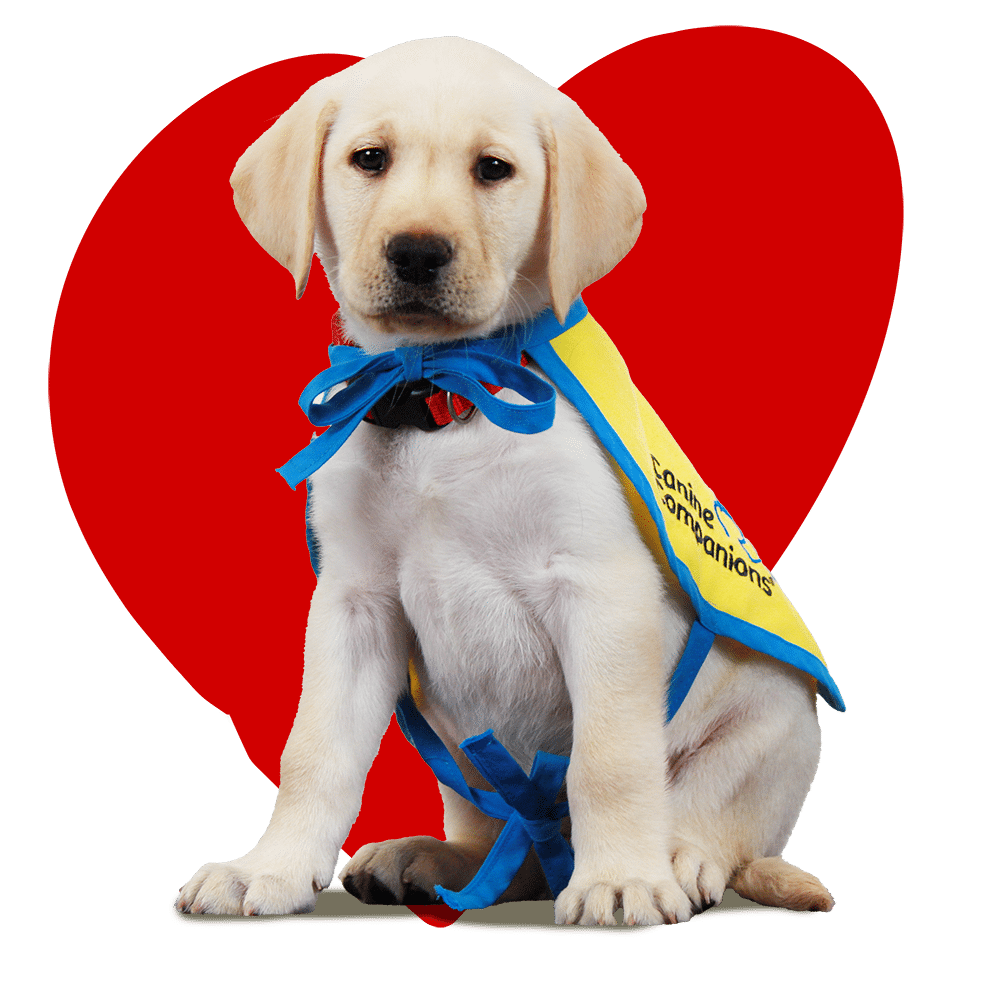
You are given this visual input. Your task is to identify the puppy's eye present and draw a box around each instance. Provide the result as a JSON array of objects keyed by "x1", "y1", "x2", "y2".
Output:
[
  {"x1": 476, "y1": 157, "x2": 513, "y2": 182},
  {"x1": 352, "y1": 148, "x2": 387, "y2": 173}
]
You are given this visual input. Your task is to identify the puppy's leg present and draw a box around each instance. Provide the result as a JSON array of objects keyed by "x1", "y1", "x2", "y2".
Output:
[
  {"x1": 666, "y1": 645, "x2": 833, "y2": 912},
  {"x1": 176, "y1": 582, "x2": 408, "y2": 915},
  {"x1": 544, "y1": 551, "x2": 693, "y2": 927},
  {"x1": 341, "y1": 779, "x2": 551, "y2": 905}
]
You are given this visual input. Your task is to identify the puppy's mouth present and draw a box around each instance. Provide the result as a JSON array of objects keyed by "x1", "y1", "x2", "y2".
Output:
[
  {"x1": 393, "y1": 300, "x2": 440, "y2": 317},
  {"x1": 371, "y1": 292, "x2": 467, "y2": 334}
]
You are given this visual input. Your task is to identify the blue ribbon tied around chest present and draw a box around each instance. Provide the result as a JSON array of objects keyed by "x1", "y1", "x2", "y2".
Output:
[
  {"x1": 395, "y1": 694, "x2": 573, "y2": 909},
  {"x1": 275, "y1": 301, "x2": 591, "y2": 489}
]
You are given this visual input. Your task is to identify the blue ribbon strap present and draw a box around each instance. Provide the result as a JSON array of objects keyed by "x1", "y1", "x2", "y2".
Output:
[
  {"x1": 394, "y1": 694, "x2": 573, "y2": 909},
  {"x1": 440, "y1": 732, "x2": 573, "y2": 909}
]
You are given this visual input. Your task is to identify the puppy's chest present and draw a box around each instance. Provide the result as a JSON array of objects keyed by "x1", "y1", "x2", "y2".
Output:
[
  {"x1": 392, "y1": 425, "x2": 573, "y2": 657},
  {"x1": 375, "y1": 413, "x2": 617, "y2": 752}
]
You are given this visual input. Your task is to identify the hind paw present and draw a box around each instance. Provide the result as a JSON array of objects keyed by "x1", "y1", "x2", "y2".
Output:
[{"x1": 340, "y1": 836, "x2": 483, "y2": 905}]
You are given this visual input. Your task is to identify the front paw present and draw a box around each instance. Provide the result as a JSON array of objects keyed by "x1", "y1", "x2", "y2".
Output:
[
  {"x1": 555, "y1": 874, "x2": 693, "y2": 926},
  {"x1": 175, "y1": 855, "x2": 326, "y2": 916},
  {"x1": 671, "y1": 842, "x2": 728, "y2": 912}
]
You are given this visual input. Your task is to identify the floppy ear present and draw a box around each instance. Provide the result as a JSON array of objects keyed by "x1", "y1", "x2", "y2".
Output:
[
  {"x1": 540, "y1": 96, "x2": 646, "y2": 322},
  {"x1": 231, "y1": 77, "x2": 343, "y2": 298}
]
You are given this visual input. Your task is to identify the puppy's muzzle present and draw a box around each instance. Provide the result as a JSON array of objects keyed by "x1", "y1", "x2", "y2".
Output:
[{"x1": 386, "y1": 233, "x2": 453, "y2": 286}]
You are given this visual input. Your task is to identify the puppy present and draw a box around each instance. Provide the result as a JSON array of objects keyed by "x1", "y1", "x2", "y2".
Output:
[{"x1": 176, "y1": 36, "x2": 835, "y2": 925}]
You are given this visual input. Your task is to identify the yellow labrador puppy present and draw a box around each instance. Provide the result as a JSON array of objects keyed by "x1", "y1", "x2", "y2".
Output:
[{"x1": 176, "y1": 37, "x2": 833, "y2": 924}]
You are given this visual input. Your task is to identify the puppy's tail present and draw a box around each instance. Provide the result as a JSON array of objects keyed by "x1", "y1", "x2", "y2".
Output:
[{"x1": 729, "y1": 857, "x2": 834, "y2": 912}]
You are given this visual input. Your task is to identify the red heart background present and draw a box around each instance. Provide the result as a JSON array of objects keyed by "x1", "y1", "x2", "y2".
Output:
[{"x1": 50, "y1": 25, "x2": 900, "y2": 918}]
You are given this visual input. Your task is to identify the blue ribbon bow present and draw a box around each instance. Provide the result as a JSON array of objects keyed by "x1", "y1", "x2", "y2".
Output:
[
  {"x1": 276, "y1": 299, "x2": 589, "y2": 488},
  {"x1": 395, "y1": 693, "x2": 573, "y2": 909}
]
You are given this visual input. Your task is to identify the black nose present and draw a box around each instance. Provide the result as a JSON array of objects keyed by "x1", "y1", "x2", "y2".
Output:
[{"x1": 386, "y1": 234, "x2": 453, "y2": 285}]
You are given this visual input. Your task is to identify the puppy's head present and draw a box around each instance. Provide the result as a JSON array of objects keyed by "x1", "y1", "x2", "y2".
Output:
[{"x1": 232, "y1": 37, "x2": 644, "y2": 350}]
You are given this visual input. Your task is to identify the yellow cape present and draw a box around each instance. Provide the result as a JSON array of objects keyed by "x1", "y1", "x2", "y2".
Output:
[{"x1": 526, "y1": 312, "x2": 843, "y2": 713}]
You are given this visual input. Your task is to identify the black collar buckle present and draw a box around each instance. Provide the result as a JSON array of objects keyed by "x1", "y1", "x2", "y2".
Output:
[{"x1": 363, "y1": 379, "x2": 444, "y2": 431}]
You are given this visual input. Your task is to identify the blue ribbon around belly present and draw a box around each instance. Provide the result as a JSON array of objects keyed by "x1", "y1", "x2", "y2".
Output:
[{"x1": 394, "y1": 693, "x2": 573, "y2": 909}]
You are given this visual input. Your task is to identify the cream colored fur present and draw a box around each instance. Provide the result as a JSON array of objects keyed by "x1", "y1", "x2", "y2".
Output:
[{"x1": 176, "y1": 37, "x2": 833, "y2": 925}]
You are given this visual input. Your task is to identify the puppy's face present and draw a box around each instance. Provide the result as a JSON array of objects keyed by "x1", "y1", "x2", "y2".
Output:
[
  {"x1": 315, "y1": 54, "x2": 550, "y2": 348},
  {"x1": 231, "y1": 38, "x2": 645, "y2": 348}
]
